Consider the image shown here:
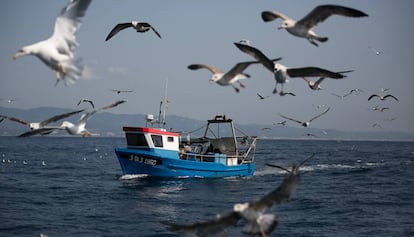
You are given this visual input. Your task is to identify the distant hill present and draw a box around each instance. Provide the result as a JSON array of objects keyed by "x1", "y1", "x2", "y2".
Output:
[{"x1": 1, "y1": 106, "x2": 414, "y2": 141}]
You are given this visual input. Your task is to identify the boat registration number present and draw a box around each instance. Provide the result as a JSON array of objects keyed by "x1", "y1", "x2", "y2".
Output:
[{"x1": 129, "y1": 155, "x2": 161, "y2": 166}]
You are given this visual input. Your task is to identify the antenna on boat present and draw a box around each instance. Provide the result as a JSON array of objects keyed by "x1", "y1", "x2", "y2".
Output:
[{"x1": 162, "y1": 78, "x2": 169, "y2": 127}]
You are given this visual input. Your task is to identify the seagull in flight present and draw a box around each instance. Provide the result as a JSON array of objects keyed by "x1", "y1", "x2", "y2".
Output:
[
  {"x1": 0, "y1": 109, "x2": 85, "y2": 137},
  {"x1": 261, "y1": 4, "x2": 368, "y2": 46},
  {"x1": 61, "y1": 100, "x2": 127, "y2": 137},
  {"x1": 19, "y1": 100, "x2": 126, "y2": 137},
  {"x1": 234, "y1": 42, "x2": 345, "y2": 94},
  {"x1": 279, "y1": 107, "x2": 331, "y2": 127},
  {"x1": 13, "y1": 0, "x2": 92, "y2": 85},
  {"x1": 110, "y1": 89, "x2": 133, "y2": 94},
  {"x1": 105, "y1": 21, "x2": 162, "y2": 41},
  {"x1": 77, "y1": 99, "x2": 94, "y2": 108},
  {"x1": 257, "y1": 93, "x2": 270, "y2": 100},
  {"x1": 188, "y1": 61, "x2": 260, "y2": 92},
  {"x1": 164, "y1": 155, "x2": 314, "y2": 237},
  {"x1": 368, "y1": 94, "x2": 399, "y2": 102}
]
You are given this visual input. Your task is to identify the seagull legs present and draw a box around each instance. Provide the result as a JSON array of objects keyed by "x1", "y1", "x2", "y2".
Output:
[{"x1": 54, "y1": 63, "x2": 68, "y2": 86}]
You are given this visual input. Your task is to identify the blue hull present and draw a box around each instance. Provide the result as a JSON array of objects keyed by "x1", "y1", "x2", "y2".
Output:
[{"x1": 115, "y1": 148, "x2": 255, "y2": 178}]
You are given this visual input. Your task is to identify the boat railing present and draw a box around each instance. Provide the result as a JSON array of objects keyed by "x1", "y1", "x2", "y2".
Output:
[{"x1": 179, "y1": 136, "x2": 257, "y2": 164}]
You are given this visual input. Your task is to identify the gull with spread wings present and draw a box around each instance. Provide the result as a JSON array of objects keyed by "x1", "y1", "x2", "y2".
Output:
[
  {"x1": 0, "y1": 109, "x2": 85, "y2": 137},
  {"x1": 19, "y1": 100, "x2": 126, "y2": 137},
  {"x1": 105, "y1": 21, "x2": 162, "y2": 41},
  {"x1": 13, "y1": 0, "x2": 92, "y2": 85},
  {"x1": 234, "y1": 42, "x2": 346, "y2": 94},
  {"x1": 188, "y1": 61, "x2": 260, "y2": 92},
  {"x1": 261, "y1": 4, "x2": 368, "y2": 46},
  {"x1": 164, "y1": 155, "x2": 314, "y2": 237},
  {"x1": 279, "y1": 107, "x2": 331, "y2": 127}
]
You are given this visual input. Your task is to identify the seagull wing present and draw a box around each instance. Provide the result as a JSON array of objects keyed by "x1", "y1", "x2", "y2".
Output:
[
  {"x1": 384, "y1": 94, "x2": 399, "y2": 101},
  {"x1": 234, "y1": 42, "x2": 279, "y2": 72},
  {"x1": 368, "y1": 94, "x2": 380, "y2": 101},
  {"x1": 278, "y1": 113, "x2": 303, "y2": 125},
  {"x1": 96, "y1": 100, "x2": 127, "y2": 112},
  {"x1": 105, "y1": 23, "x2": 134, "y2": 41},
  {"x1": 253, "y1": 154, "x2": 315, "y2": 211},
  {"x1": 261, "y1": 10, "x2": 293, "y2": 22},
  {"x1": 297, "y1": 4, "x2": 368, "y2": 29},
  {"x1": 138, "y1": 22, "x2": 162, "y2": 39},
  {"x1": 18, "y1": 127, "x2": 63, "y2": 138},
  {"x1": 52, "y1": 0, "x2": 92, "y2": 53},
  {"x1": 0, "y1": 115, "x2": 29, "y2": 126},
  {"x1": 163, "y1": 211, "x2": 241, "y2": 236},
  {"x1": 309, "y1": 107, "x2": 330, "y2": 122},
  {"x1": 188, "y1": 64, "x2": 223, "y2": 74},
  {"x1": 286, "y1": 67, "x2": 344, "y2": 79},
  {"x1": 225, "y1": 61, "x2": 258, "y2": 79},
  {"x1": 40, "y1": 109, "x2": 85, "y2": 127}
]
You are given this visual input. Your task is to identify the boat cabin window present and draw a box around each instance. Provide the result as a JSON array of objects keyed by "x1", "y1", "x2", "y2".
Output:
[
  {"x1": 126, "y1": 133, "x2": 148, "y2": 147},
  {"x1": 151, "y1": 135, "x2": 163, "y2": 147},
  {"x1": 167, "y1": 136, "x2": 174, "y2": 142}
]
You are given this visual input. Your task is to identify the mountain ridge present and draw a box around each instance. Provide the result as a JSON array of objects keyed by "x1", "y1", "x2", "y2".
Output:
[{"x1": 1, "y1": 106, "x2": 413, "y2": 141}]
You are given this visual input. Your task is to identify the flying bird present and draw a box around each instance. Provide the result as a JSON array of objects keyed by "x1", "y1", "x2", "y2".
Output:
[
  {"x1": 0, "y1": 109, "x2": 85, "y2": 137},
  {"x1": 257, "y1": 93, "x2": 270, "y2": 100},
  {"x1": 261, "y1": 4, "x2": 368, "y2": 46},
  {"x1": 164, "y1": 155, "x2": 314, "y2": 237},
  {"x1": 279, "y1": 91, "x2": 296, "y2": 96},
  {"x1": 188, "y1": 61, "x2": 260, "y2": 92},
  {"x1": 13, "y1": 0, "x2": 92, "y2": 85},
  {"x1": 234, "y1": 42, "x2": 345, "y2": 94},
  {"x1": 105, "y1": 21, "x2": 162, "y2": 41},
  {"x1": 110, "y1": 89, "x2": 133, "y2": 94},
  {"x1": 368, "y1": 94, "x2": 399, "y2": 102},
  {"x1": 301, "y1": 70, "x2": 353, "y2": 90},
  {"x1": 279, "y1": 107, "x2": 331, "y2": 127},
  {"x1": 273, "y1": 120, "x2": 287, "y2": 126},
  {"x1": 19, "y1": 100, "x2": 126, "y2": 137},
  {"x1": 77, "y1": 99, "x2": 94, "y2": 108}
]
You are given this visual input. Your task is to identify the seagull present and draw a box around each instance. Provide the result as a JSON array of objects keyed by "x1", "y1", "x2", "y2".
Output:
[
  {"x1": 273, "y1": 120, "x2": 287, "y2": 126},
  {"x1": 13, "y1": 0, "x2": 92, "y2": 85},
  {"x1": 0, "y1": 99, "x2": 16, "y2": 103},
  {"x1": 369, "y1": 46, "x2": 383, "y2": 55},
  {"x1": 110, "y1": 89, "x2": 134, "y2": 94},
  {"x1": 1, "y1": 109, "x2": 84, "y2": 136},
  {"x1": 234, "y1": 42, "x2": 345, "y2": 93},
  {"x1": 279, "y1": 107, "x2": 330, "y2": 127},
  {"x1": 188, "y1": 61, "x2": 260, "y2": 92},
  {"x1": 331, "y1": 88, "x2": 363, "y2": 99},
  {"x1": 279, "y1": 91, "x2": 296, "y2": 96},
  {"x1": 60, "y1": 100, "x2": 127, "y2": 137},
  {"x1": 370, "y1": 105, "x2": 389, "y2": 112},
  {"x1": 261, "y1": 4, "x2": 368, "y2": 46},
  {"x1": 301, "y1": 70, "x2": 353, "y2": 90},
  {"x1": 257, "y1": 93, "x2": 270, "y2": 100},
  {"x1": 105, "y1": 21, "x2": 162, "y2": 41},
  {"x1": 77, "y1": 99, "x2": 94, "y2": 108},
  {"x1": 164, "y1": 155, "x2": 314, "y2": 237},
  {"x1": 18, "y1": 100, "x2": 126, "y2": 137},
  {"x1": 368, "y1": 94, "x2": 399, "y2": 102}
]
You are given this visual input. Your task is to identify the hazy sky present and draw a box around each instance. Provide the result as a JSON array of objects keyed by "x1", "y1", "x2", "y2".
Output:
[{"x1": 1, "y1": 0, "x2": 414, "y2": 133}]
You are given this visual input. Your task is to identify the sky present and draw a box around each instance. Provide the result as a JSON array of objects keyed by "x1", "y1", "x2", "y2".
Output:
[{"x1": 1, "y1": 0, "x2": 414, "y2": 133}]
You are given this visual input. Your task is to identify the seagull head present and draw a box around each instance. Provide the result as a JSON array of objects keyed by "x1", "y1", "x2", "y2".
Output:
[
  {"x1": 13, "y1": 48, "x2": 29, "y2": 60},
  {"x1": 209, "y1": 74, "x2": 222, "y2": 84},
  {"x1": 278, "y1": 20, "x2": 294, "y2": 30},
  {"x1": 233, "y1": 202, "x2": 250, "y2": 212}
]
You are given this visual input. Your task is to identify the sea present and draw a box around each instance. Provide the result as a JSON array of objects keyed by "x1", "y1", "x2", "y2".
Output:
[{"x1": 0, "y1": 137, "x2": 413, "y2": 237}]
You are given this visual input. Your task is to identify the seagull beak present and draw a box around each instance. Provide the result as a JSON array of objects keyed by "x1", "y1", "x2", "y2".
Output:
[{"x1": 13, "y1": 51, "x2": 24, "y2": 60}]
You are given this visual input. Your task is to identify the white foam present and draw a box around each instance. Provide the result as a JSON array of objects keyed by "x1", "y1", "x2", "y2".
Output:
[{"x1": 119, "y1": 174, "x2": 149, "y2": 180}]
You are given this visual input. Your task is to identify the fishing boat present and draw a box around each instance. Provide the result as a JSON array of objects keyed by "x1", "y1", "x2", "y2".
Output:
[{"x1": 114, "y1": 114, "x2": 258, "y2": 178}]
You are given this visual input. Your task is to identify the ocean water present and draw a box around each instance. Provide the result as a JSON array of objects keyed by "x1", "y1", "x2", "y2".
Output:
[{"x1": 0, "y1": 137, "x2": 413, "y2": 237}]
